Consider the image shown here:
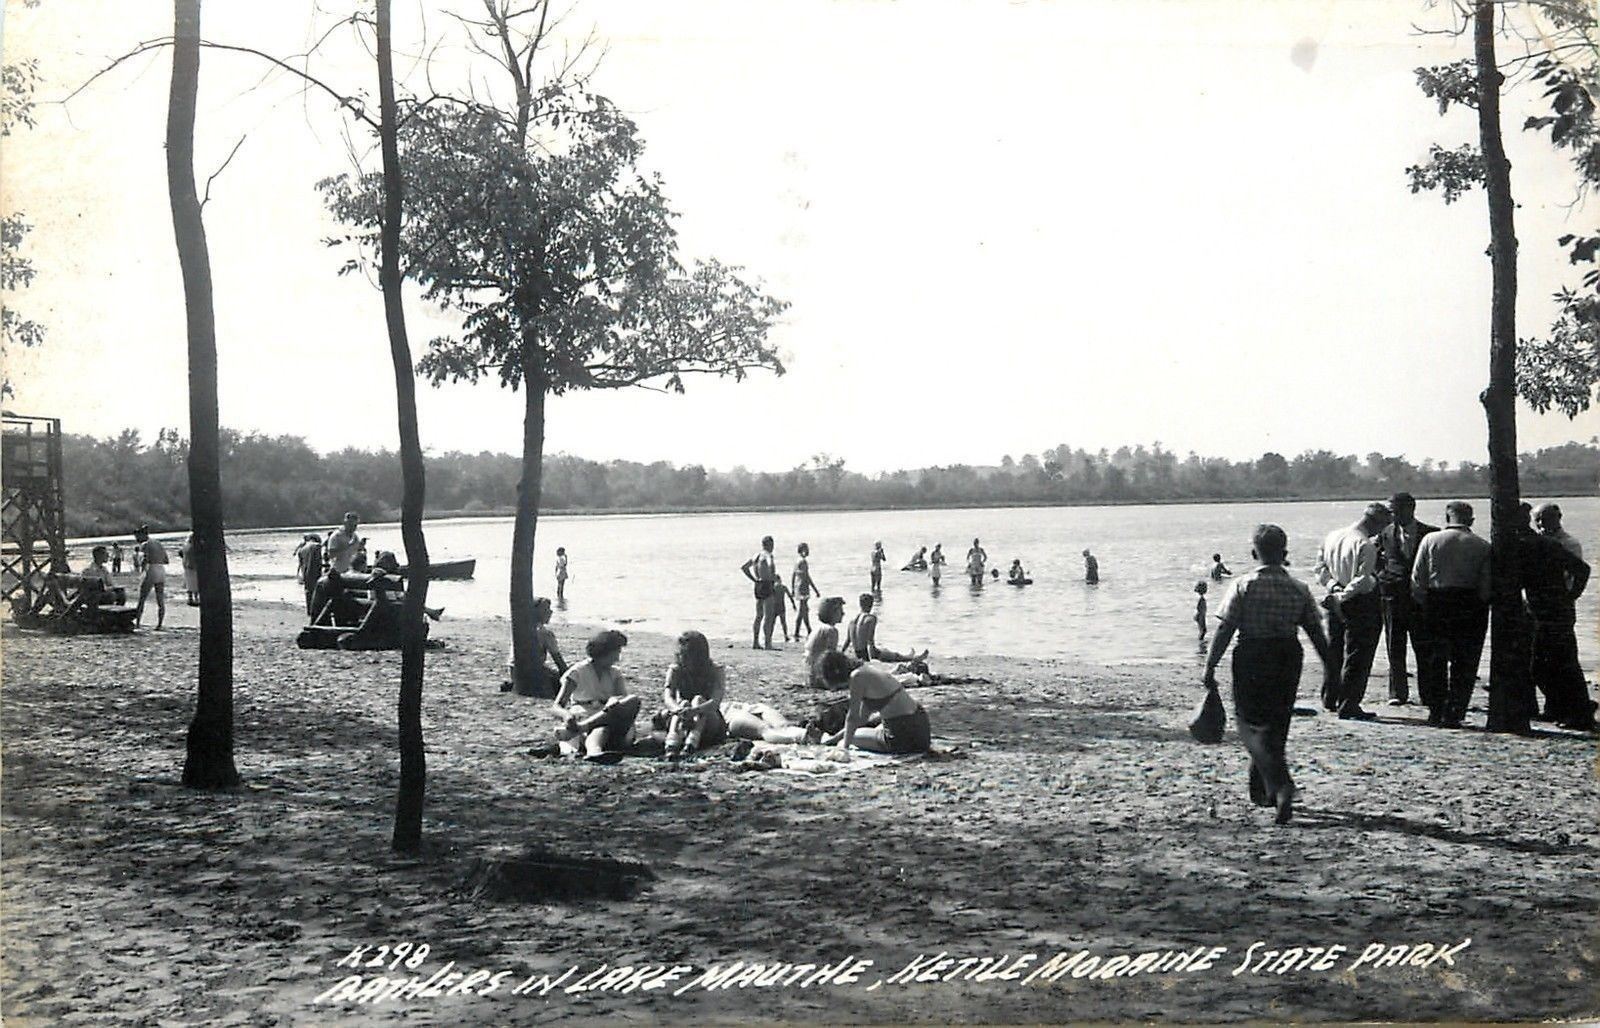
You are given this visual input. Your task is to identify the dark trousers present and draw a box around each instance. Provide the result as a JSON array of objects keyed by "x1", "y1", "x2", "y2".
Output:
[
  {"x1": 1232, "y1": 638, "x2": 1303, "y2": 807},
  {"x1": 1418, "y1": 589, "x2": 1487, "y2": 722},
  {"x1": 1531, "y1": 617, "x2": 1592, "y2": 724},
  {"x1": 1381, "y1": 591, "x2": 1426, "y2": 702},
  {"x1": 1322, "y1": 594, "x2": 1381, "y2": 715}
]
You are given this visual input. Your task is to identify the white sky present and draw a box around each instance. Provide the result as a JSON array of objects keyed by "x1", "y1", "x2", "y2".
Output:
[{"x1": 3, "y1": 0, "x2": 1598, "y2": 474}]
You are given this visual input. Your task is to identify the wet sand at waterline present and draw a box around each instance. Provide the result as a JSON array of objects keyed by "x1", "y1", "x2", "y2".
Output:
[{"x1": 3, "y1": 599, "x2": 1597, "y2": 1024}]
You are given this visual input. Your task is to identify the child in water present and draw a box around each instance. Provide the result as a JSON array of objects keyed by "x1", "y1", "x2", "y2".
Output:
[{"x1": 1193, "y1": 581, "x2": 1208, "y2": 639}]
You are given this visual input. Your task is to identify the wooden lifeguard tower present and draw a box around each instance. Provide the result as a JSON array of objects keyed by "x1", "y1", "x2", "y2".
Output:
[{"x1": 2, "y1": 413, "x2": 69, "y2": 607}]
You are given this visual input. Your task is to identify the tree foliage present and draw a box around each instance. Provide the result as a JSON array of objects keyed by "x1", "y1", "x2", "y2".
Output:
[
  {"x1": 1410, "y1": 2, "x2": 1600, "y2": 417},
  {"x1": 318, "y1": 100, "x2": 787, "y2": 395},
  {"x1": 2, "y1": 55, "x2": 44, "y2": 395},
  {"x1": 55, "y1": 428, "x2": 1600, "y2": 539}
]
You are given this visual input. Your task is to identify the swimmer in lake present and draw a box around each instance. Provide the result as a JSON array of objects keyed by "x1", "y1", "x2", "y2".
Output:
[
  {"x1": 870, "y1": 541, "x2": 887, "y2": 593},
  {"x1": 1082, "y1": 548, "x2": 1099, "y2": 585},
  {"x1": 1195, "y1": 581, "x2": 1209, "y2": 639},
  {"x1": 966, "y1": 538, "x2": 988, "y2": 586},
  {"x1": 930, "y1": 544, "x2": 946, "y2": 586},
  {"x1": 1008, "y1": 559, "x2": 1029, "y2": 584}
]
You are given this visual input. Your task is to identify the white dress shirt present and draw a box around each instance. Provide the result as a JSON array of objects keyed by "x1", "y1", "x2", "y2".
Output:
[{"x1": 1315, "y1": 523, "x2": 1379, "y2": 598}]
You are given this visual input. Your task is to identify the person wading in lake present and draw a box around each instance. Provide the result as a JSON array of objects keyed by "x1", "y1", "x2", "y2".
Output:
[
  {"x1": 870, "y1": 542, "x2": 887, "y2": 593},
  {"x1": 966, "y1": 538, "x2": 988, "y2": 586},
  {"x1": 929, "y1": 544, "x2": 946, "y2": 587},
  {"x1": 1082, "y1": 548, "x2": 1099, "y2": 585},
  {"x1": 740, "y1": 535, "x2": 781, "y2": 650},
  {"x1": 1409, "y1": 501, "x2": 1491, "y2": 729},
  {"x1": 1204, "y1": 523, "x2": 1333, "y2": 825},
  {"x1": 554, "y1": 546, "x2": 569, "y2": 602},
  {"x1": 1374, "y1": 492, "x2": 1436, "y2": 707},
  {"x1": 1209, "y1": 554, "x2": 1232, "y2": 582},
  {"x1": 1314, "y1": 501, "x2": 1392, "y2": 721}
]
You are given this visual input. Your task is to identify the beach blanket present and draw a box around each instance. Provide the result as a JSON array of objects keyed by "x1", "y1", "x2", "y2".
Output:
[{"x1": 744, "y1": 741, "x2": 956, "y2": 778}]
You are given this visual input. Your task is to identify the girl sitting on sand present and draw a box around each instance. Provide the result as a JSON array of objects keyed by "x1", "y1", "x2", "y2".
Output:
[
  {"x1": 805, "y1": 596, "x2": 849, "y2": 687},
  {"x1": 818, "y1": 651, "x2": 933, "y2": 755},
  {"x1": 661, "y1": 630, "x2": 729, "y2": 759},
  {"x1": 554, "y1": 630, "x2": 641, "y2": 760}
]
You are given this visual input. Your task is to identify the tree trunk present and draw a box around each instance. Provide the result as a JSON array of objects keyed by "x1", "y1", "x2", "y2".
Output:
[
  {"x1": 509, "y1": 332, "x2": 549, "y2": 698},
  {"x1": 1473, "y1": 1, "x2": 1525, "y2": 731},
  {"x1": 377, "y1": 0, "x2": 431, "y2": 852},
  {"x1": 168, "y1": 0, "x2": 240, "y2": 791}
]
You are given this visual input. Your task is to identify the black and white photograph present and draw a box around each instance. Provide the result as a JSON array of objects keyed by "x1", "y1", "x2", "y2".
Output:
[{"x1": 2, "y1": 0, "x2": 1598, "y2": 1023}]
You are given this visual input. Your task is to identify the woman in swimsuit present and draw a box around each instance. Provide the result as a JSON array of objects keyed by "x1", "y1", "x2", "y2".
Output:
[
  {"x1": 870, "y1": 542, "x2": 886, "y2": 593},
  {"x1": 929, "y1": 544, "x2": 945, "y2": 586},
  {"x1": 966, "y1": 538, "x2": 988, "y2": 586},
  {"x1": 818, "y1": 650, "x2": 933, "y2": 755},
  {"x1": 792, "y1": 543, "x2": 819, "y2": 636}
]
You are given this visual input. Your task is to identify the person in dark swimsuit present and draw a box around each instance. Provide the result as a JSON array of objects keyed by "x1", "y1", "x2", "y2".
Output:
[{"x1": 817, "y1": 650, "x2": 932, "y2": 755}]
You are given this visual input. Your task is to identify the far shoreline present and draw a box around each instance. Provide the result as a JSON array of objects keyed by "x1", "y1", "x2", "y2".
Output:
[{"x1": 63, "y1": 491, "x2": 1598, "y2": 544}]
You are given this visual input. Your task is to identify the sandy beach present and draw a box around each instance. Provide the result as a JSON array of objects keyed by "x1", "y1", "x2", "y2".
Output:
[{"x1": 3, "y1": 597, "x2": 1597, "y2": 1024}]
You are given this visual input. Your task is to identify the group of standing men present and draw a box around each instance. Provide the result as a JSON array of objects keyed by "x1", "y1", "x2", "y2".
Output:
[{"x1": 1316, "y1": 492, "x2": 1591, "y2": 733}]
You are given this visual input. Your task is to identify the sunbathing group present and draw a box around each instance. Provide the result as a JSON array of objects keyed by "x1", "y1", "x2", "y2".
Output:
[{"x1": 548, "y1": 625, "x2": 934, "y2": 763}]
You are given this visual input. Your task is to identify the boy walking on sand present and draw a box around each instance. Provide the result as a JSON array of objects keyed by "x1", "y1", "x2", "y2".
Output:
[{"x1": 1204, "y1": 524, "x2": 1333, "y2": 824}]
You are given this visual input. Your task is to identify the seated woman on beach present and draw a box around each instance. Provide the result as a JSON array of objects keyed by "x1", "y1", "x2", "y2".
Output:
[
  {"x1": 804, "y1": 596, "x2": 848, "y2": 686},
  {"x1": 554, "y1": 630, "x2": 641, "y2": 759},
  {"x1": 817, "y1": 651, "x2": 933, "y2": 755},
  {"x1": 662, "y1": 630, "x2": 729, "y2": 758},
  {"x1": 504, "y1": 596, "x2": 569, "y2": 695},
  {"x1": 846, "y1": 593, "x2": 928, "y2": 665},
  {"x1": 662, "y1": 631, "x2": 818, "y2": 758}
]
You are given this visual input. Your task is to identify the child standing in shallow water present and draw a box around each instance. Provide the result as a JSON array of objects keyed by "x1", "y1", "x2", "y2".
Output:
[{"x1": 1194, "y1": 581, "x2": 1209, "y2": 639}]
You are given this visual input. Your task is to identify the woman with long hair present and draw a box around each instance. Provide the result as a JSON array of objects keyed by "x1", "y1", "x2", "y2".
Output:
[{"x1": 662, "y1": 630, "x2": 729, "y2": 758}]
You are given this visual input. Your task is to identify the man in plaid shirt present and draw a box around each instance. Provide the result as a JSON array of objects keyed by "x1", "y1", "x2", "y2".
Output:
[{"x1": 1204, "y1": 524, "x2": 1333, "y2": 825}]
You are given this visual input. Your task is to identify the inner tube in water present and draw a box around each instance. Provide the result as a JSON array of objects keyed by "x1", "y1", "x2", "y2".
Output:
[{"x1": 1007, "y1": 578, "x2": 1033, "y2": 587}]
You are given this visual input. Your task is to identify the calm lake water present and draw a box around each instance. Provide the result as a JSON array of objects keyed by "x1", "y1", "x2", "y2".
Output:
[{"x1": 211, "y1": 497, "x2": 1598, "y2": 675}]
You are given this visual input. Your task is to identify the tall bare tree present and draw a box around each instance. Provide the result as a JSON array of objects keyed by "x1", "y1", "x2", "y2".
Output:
[
  {"x1": 166, "y1": 0, "x2": 239, "y2": 787},
  {"x1": 375, "y1": 0, "x2": 432, "y2": 853}
]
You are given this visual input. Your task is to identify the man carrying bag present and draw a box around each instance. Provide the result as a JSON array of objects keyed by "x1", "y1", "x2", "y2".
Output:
[{"x1": 1203, "y1": 524, "x2": 1334, "y2": 825}]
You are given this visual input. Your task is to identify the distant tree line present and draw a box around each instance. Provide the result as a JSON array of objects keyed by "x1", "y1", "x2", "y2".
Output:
[{"x1": 59, "y1": 429, "x2": 1600, "y2": 537}]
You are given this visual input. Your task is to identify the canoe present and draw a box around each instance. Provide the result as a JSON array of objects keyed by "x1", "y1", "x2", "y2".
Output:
[{"x1": 398, "y1": 558, "x2": 476, "y2": 580}]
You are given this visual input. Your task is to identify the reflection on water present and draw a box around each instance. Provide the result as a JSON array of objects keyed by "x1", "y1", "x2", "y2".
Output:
[{"x1": 215, "y1": 497, "x2": 1597, "y2": 673}]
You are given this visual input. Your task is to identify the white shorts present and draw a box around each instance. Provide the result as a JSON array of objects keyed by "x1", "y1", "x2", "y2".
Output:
[{"x1": 144, "y1": 565, "x2": 167, "y2": 587}]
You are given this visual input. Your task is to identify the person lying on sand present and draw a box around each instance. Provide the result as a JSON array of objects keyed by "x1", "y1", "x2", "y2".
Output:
[
  {"x1": 846, "y1": 593, "x2": 928, "y2": 665},
  {"x1": 817, "y1": 651, "x2": 933, "y2": 755},
  {"x1": 554, "y1": 630, "x2": 640, "y2": 760}
]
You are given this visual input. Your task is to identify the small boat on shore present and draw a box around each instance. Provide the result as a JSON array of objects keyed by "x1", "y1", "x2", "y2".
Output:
[{"x1": 398, "y1": 558, "x2": 476, "y2": 580}]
